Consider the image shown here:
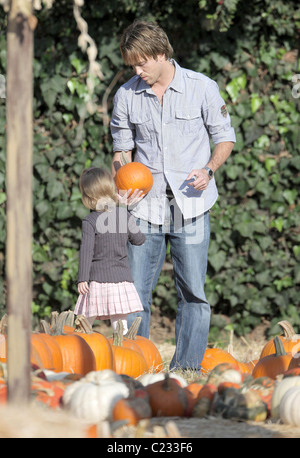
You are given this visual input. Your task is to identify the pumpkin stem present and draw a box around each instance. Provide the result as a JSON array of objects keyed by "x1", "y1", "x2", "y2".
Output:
[
  {"x1": 112, "y1": 320, "x2": 124, "y2": 347},
  {"x1": 74, "y1": 315, "x2": 93, "y2": 334},
  {"x1": 62, "y1": 310, "x2": 75, "y2": 328},
  {"x1": 274, "y1": 336, "x2": 287, "y2": 356},
  {"x1": 0, "y1": 314, "x2": 8, "y2": 335},
  {"x1": 162, "y1": 373, "x2": 174, "y2": 391},
  {"x1": 120, "y1": 151, "x2": 130, "y2": 166},
  {"x1": 126, "y1": 317, "x2": 142, "y2": 340},
  {"x1": 40, "y1": 320, "x2": 52, "y2": 334},
  {"x1": 278, "y1": 320, "x2": 296, "y2": 341},
  {"x1": 50, "y1": 311, "x2": 59, "y2": 329}
]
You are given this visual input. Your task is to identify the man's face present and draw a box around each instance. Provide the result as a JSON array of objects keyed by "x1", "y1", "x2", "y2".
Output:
[{"x1": 131, "y1": 54, "x2": 166, "y2": 86}]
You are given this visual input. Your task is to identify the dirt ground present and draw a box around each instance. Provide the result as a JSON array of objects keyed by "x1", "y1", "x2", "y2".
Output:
[{"x1": 95, "y1": 306, "x2": 300, "y2": 439}]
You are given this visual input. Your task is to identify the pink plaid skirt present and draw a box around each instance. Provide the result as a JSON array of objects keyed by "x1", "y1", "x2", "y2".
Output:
[{"x1": 74, "y1": 281, "x2": 144, "y2": 320}]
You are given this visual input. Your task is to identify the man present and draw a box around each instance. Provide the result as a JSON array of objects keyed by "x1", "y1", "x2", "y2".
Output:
[{"x1": 110, "y1": 21, "x2": 235, "y2": 371}]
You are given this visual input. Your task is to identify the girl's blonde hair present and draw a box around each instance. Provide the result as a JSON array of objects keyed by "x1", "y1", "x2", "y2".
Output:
[
  {"x1": 120, "y1": 21, "x2": 174, "y2": 66},
  {"x1": 79, "y1": 167, "x2": 118, "y2": 211}
]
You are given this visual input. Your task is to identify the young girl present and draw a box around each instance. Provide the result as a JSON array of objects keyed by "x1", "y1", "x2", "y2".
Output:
[{"x1": 74, "y1": 167, "x2": 145, "y2": 334}]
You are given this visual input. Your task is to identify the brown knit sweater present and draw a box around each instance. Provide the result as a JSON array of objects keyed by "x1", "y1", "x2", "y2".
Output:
[{"x1": 77, "y1": 206, "x2": 145, "y2": 284}]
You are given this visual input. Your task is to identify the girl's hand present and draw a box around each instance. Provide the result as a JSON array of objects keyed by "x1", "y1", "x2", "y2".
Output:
[
  {"x1": 78, "y1": 281, "x2": 89, "y2": 295},
  {"x1": 118, "y1": 188, "x2": 144, "y2": 208}
]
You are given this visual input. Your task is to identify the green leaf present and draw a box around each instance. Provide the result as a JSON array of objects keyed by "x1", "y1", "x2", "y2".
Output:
[
  {"x1": 251, "y1": 93, "x2": 263, "y2": 113},
  {"x1": 226, "y1": 74, "x2": 247, "y2": 102},
  {"x1": 209, "y1": 250, "x2": 227, "y2": 272}
]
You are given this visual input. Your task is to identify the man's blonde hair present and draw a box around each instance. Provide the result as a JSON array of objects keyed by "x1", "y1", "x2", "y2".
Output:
[
  {"x1": 120, "y1": 21, "x2": 174, "y2": 66},
  {"x1": 79, "y1": 167, "x2": 118, "y2": 211}
]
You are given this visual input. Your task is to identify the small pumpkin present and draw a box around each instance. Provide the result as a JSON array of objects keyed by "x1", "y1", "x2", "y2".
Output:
[
  {"x1": 115, "y1": 152, "x2": 153, "y2": 197},
  {"x1": 201, "y1": 348, "x2": 238, "y2": 375},
  {"x1": 124, "y1": 318, "x2": 163, "y2": 373},
  {"x1": 112, "y1": 397, "x2": 152, "y2": 426},
  {"x1": 260, "y1": 321, "x2": 300, "y2": 359},
  {"x1": 145, "y1": 373, "x2": 188, "y2": 417},
  {"x1": 73, "y1": 315, "x2": 114, "y2": 371},
  {"x1": 252, "y1": 336, "x2": 293, "y2": 380},
  {"x1": 62, "y1": 378, "x2": 129, "y2": 423},
  {"x1": 111, "y1": 321, "x2": 148, "y2": 378}
]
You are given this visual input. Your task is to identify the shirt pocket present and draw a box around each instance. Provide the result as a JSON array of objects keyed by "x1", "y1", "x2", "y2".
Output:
[
  {"x1": 175, "y1": 108, "x2": 202, "y2": 136},
  {"x1": 129, "y1": 112, "x2": 153, "y2": 142}
]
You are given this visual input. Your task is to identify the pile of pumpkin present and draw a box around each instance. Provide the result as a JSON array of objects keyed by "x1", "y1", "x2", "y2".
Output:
[{"x1": 1, "y1": 314, "x2": 300, "y2": 433}]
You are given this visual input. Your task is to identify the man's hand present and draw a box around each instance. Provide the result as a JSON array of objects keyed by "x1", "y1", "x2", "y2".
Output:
[
  {"x1": 78, "y1": 281, "x2": 89, "y2": 295},
  {"x1": 186, "y1": 169, "x2": 210, "y2": 191}
]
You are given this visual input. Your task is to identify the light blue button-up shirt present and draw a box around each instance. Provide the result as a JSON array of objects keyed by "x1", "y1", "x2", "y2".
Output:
[{"x1": 111, "y1": 60, "x2": 236, "y2": 224}]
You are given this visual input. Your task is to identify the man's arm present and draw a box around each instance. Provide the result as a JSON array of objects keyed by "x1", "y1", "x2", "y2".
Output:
[
  {"x1": 187, "y1": 141, "x2": 234, "y2": 191},
  {"x1": 111, "y1": 150, "x2": 133, "y2": 177}
]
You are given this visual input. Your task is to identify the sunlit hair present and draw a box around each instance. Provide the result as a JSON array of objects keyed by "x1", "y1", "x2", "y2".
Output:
[
  {"x1": 79, "y1": 167, "x2": 118, "y2": 211},
  {"x1": 120, "y1": 20, "x2": 173, "y2": 66}
]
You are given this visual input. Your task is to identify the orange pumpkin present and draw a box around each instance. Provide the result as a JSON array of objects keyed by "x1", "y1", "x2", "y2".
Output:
[
  {"x1": 111, "y1": 321, "x2": 148, "y2": 378},
  {"x1": 112, "y1": 397, "x2": 152, "y2": 425},
  {"x1": 145, "y1": 373, "x2": 188, "y2": 417},
  {"x1": 33, "y1": 333, "x2": 64, "y2": 373},
  {"x1": 192, "y1": 383, "x2": 217, "y2": 418},
  {"x1": 31, "y1": 333, "x2": 55, "y2": 371},
  {"x1": 236, "y1": 360, "x2": 252, "y2": 375},
  {"x1": 74, "y1": 315, "x2": 114, "y2": 371},
  {"x1": 201, "y1": 348, "x2": 238, "y2": 375},
  {"x1": 53, "y1": 333, "x2": 96, "y2": 376},
  {"x1": 115, "y1": 156, "x2": 153, "y2": 197},
  {"x1": 287, "y1": 353, "x2": 300, "y2": 371},
  {"x1": 260, "y1": 321, "x2": 300, "y2": 359},
  {"x1": 124, "y1": 318, "x2": 163, "y2": 373},
  {"x1": 40, "y1": 311, "x2": 96, "y2": 375},
  {"x1": 184, "y1": 382, "x2": 204, "y2": 417},
  {"x1": 253, "y1": 336, "x2": 293, "y2": 380}
]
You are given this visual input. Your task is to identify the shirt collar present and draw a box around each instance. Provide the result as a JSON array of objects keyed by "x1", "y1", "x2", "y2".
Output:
[{"x1": 135, "y1": 59, "x2": 184, "y2": 94}]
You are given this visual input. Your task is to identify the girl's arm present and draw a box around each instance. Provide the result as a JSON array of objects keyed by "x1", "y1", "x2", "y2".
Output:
[
  {"x1": 77, "y1": 219, "x2": 95, "y2": 285},
  {"x1": 127, "y1": 213, "x2": 146, "y2": 246}
]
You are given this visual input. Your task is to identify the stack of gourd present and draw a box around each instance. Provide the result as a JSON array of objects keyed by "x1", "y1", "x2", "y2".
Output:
[
  {"x1": 1, "y1": 313, "x2": 300, "y2": 430},
  {"x1": 197, "y1": 320, "x2": 300, "y2": 426}
]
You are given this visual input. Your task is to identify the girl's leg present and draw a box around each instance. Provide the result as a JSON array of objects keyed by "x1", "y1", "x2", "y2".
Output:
[{"x1": 110, "y1": 314, "x2": 128, "y2": 335}]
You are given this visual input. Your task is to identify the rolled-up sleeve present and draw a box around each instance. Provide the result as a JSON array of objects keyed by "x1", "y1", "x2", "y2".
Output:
[
  {"x1": 203, "y1": 80, "x2": 236, "y2": 145},
  {"x1": 111, "y1": 88, "x2": 136, "y2": 152}
]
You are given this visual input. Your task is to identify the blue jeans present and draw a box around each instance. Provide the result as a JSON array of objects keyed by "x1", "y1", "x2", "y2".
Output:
[{"x1": 127, "y1": 204, "x2": 211, "y2": 371}]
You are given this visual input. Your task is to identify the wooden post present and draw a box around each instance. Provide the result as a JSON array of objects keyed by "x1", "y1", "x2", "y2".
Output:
[{"x1": 6, "y1": 0, "x2": 34, "y2": 404}]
